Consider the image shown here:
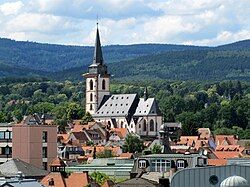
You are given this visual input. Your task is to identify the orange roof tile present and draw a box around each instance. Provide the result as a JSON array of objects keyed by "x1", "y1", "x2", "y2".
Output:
[
  {"x1": 110, "y1": 128, "x2": 128, "y2": 139},
  {"x1": 119, "y1": 152, "x2": 133, "y2": 159},
  {"x1": 208, "y1": 159, "x2": 227, "y2": 166},
  {"x1": 41, "y1": 172, "x2": 90, "y2": 187},
  {"x1": 215, "y1": 135, "x2": 238, "y2": 146},
  {"x1": 40, "y1": 172, "x2": 66, "y2": 187},
  {"x1": 213, "y1": 151, "x2": 241, "y2": 159},
  {"x1": 82, "y1": 145, "x2": 121, "y2": 156},
  {"x1": 58, "y1": 134, "x2": 69, "y2": 142},
  {"x1": 49, "y1": 157, "x2": 66, "y2": 167},
  {"x1": 178, "y1": 136, "x2": 199, "y2": 146},
  {"x1": 65, "y1": 172, "x2": 89, "y2": 187}
]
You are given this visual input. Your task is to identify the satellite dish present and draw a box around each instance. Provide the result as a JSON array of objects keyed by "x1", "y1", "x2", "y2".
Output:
[{"x1": 203, "y1": 150, "x2": 208, "y2": 156}]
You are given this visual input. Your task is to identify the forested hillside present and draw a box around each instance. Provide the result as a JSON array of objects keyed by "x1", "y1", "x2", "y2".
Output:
[
  {"x1": 52, "y1": 49, "x2": 250, "y2": 81},
  {"x1": 0, "y1": 38, "x2": 207, "y2": 72},
  {"x1": 0, "y1": 38, "x2": 249, "y2": 81}
]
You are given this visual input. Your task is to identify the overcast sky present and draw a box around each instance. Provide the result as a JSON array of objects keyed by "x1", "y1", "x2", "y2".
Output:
[{"x1": 0, "y1": 0, "x2": 249, "y2": 46}]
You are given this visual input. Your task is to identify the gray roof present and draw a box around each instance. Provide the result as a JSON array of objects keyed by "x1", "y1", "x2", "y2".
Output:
[
  {"x1": 134, "y1": 98, "x2": 161, "y2": 116},
  {"x1": 93, "y1": 94, "x2": 138, "y2": 117},
  {"x1": 140, "y1": 153, "x2": 200, "y2": 159},
  {"x1": 0, "y1": 159, "x2": 48, "y2": 178},
  {"x1": 115, "y1": 177, "x2": 161, "y2": 187},
  {"x1": 0, "y1": 178, "x2": 43, "y2": 187},
  {"x1": 0, "y1": 123, "x2": 13, "y2": 127}
]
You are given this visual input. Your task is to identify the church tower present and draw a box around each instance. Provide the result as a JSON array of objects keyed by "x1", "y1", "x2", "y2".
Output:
[{"x1": 83, "y1": 24, "x2": 110, "y2": 115}]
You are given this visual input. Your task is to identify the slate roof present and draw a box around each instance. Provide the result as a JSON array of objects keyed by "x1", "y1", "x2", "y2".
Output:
[
  {"x1": 0, "y1": 159, "x2": 48, "y2": 178},
  {"x1": 134, "y1": 98, "x2": 161, "y2": 116},
  {"x1": 93, "y1": 94, "x2": 138, "y2": 117}
]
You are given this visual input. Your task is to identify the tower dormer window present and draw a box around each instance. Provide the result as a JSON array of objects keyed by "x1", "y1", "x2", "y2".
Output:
[
  {"x1": 102, "y1": 79, "x2": 106, "y2": 90},
  {"x1": 89, "y1": 79, "x2": 94, "y2": 90}
]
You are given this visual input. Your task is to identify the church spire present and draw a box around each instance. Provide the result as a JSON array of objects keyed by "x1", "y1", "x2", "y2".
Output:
[{"x1": 93, "y1": 23, "x2": 103, "y2": 65}]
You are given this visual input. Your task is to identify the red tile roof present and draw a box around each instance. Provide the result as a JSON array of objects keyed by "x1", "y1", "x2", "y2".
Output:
[
  {"x1": 213, "y1": 151, "x2": 242, "y2": 159},
  {"x1": 215, "y1": 135, "x2": 238, "y2": 146},
  {"x1": 40, "y1": 172, "x2": 90, "y2": 187},
  {"x1": 208, "y1": 159, "x2": 227, "y2": 166},
  {"x1": 110, "y1": 128, "x2": 128, "y2": 139},
  {"x1": 49, "y1": 157, "x2": 66, "y2": 167}
]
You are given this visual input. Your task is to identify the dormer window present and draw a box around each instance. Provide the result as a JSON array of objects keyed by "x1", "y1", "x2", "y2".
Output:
[{"x1": 139, "y1": 160, "x2": 147, "y2": 168}]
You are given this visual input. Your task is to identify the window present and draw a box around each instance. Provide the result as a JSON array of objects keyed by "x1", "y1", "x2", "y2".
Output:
[
  {"x1": 89, "y1": 79, "x2": 93, "y2": 90},
  {"x1": 209, "y1": 175, "x2": 219, "y2": 185},
  {"x1": 42, "y1": 147, "x2": 47, "y2": 158},
  {"x1": 5, "y1": 146, "x2": 11, "y2": 155},
  {"x1": 102, "y1": 80, "x2": 106, "y2": 90},
  {"x1": 143, "y1": 119, "x2": 147, "y2": 131},
  {"x1": 177, "y1": 160, "x2": 185, "y2": 169},
  {"x1": 151, "y1": 159, "x2": 171, "y2": 172},
  {"x1": 90, "y1": 93, "x2": 93, "y2": 101},
  {"x1": 0, "y1": 131, "x2": 12, "y2": 140},
  {"x1": 121, "y1": 121, "x2": 124, "y2": 128},
  {"x1": 43, "y1": 162, "x2": 47, "y2": 170},
  {"x1": 139, "y1": 160, "x2": 147, "y2": 168},
  {"x1": 90, "y1": 104, "x2": 93, "y2": 110},
  {"x1": 150, "y1": 120, "x2": 154, "y2": 131},
  {"x1": 42, "y1": 131, "x2": 47, "y2": 143},
  {"x1": 0, "y1": 132, "x2": 4, "y2": 139}
]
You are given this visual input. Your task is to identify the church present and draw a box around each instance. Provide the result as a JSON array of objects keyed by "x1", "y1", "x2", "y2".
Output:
[{"x1": 83, "y1": 25, "x2": 162, "y2": 138}]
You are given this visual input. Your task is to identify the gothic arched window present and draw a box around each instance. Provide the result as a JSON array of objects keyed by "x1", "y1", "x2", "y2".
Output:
[
  {"x1": 90, "y1": 93, "x2": 93, "y2": 101},
  {"x1": 90, "y1": 104, "x2": 93, "y2": 110},
  {"x1": 89, "y1": 79, "x2": 94, "y2": 90},
  {"x1": 150, "y1": 119, "x2": 154, "y2": 131},
  {"x1": 143, "y1": 119, "x2": 147, "y2": 131},
  {"x1": 102, "y1": 79, "x2": 106, "y2": 90}
]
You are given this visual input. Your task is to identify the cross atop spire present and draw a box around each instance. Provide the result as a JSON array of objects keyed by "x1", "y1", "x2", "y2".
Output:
[{"x1": 93, "y1": 24, "x2": 103, "y2": 65}]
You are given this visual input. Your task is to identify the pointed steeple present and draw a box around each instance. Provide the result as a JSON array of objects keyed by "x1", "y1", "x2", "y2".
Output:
[{"x1": 93, "y1": 23, "x2": 103, "y2": 65}]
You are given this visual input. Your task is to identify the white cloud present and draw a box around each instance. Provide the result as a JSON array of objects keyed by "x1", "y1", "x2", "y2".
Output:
[
  {"x1": 0, "y1": 0, "x2": 249, "y2": 45},
  {"x1": 0, "y1": 1, "x2": 24, "y2": 16},
  {"x1": 184, "y1": 29, "x2": 250, "y2": 46}
]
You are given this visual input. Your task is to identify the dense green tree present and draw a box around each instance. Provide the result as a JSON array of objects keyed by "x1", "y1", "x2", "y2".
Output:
[
  {"x1": 123, "y1": 134, "x2": 144, "y2": 153},
  {"x1": 151, "y1": 144, "x2": 162, "y2": 154}
]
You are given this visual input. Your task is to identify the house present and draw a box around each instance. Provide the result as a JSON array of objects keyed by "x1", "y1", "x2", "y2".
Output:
[
  {"x1": 131, "y1": 153, "x2": 208, "y2": 178},
  {"x1": 215, "y1": 135, "x2": 238, "y2": 146},
  {"x1": 83, "y1": 25, "x2": 162, "y2": 138},
  {"x1": 0, "y1": 158, "x2": 48, "y2": 179},
  {"x1": 109, "y1": 128, "x2": 129, "y2": 142}
]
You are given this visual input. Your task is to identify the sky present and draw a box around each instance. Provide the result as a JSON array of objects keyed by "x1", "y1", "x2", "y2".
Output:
[{"x1": 0, "y1": 0, "x2": 249, "y2": 46}]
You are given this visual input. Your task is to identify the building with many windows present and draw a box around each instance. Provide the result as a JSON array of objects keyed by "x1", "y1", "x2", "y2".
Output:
[
  {"x1": 83, "y1": 25, "x2": 162, "y2": 138},
  {"x1": 0, "y1": 123, "x2": 12, "y2": 164},
  {"x1": 12, "y1": 114, "x2": 57, "y2": 170}
]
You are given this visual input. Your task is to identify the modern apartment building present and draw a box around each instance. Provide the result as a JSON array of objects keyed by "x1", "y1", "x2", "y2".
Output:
[{"x1": 12, "y1": 114, "x2": 57, "y2": 170}]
